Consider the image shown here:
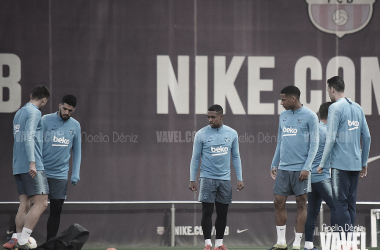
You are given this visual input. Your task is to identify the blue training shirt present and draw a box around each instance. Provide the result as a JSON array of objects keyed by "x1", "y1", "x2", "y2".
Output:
[
  {"x1": 271, "y1": 105, "x2": 319, "y2": 172},
  {"x1": 42, "y1": 112, "x2": 81, "y2": 182},
  {"x1": 13, "y1": 103, "x2": 44, "y2": 174},
  {"x1": 319, "y1": 97, "x2": 371, "y2": 171},
  {"x1": 190, "y1": 124, "x2": 243, "y2": 182},
  {"x1": 310, "y1": 121, "x2": 330, "y2": 183}
]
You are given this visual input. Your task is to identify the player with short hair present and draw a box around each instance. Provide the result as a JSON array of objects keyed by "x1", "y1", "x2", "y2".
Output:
[
  {"x1": 42, "y1": 95, "x2": 81, "y2": 241},
  {"x1": 317, "y1": 76, "x2": 371, "y2": 235},
  {"x1": 3, "y1": 85, "x2": 50, "y2": 250},
  {"x1": 189, "y1": 104, "x2": 244, "y2": 250},
  {"x1": 304, "y1": 102, "x2": 337, "y2": 250},
  {"x1": 269, "y1": 86, "x2": 319, "y2": 250}
]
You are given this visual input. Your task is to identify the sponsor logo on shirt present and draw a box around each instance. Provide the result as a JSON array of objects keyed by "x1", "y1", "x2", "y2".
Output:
[
  {"x1": 53, "y1": 135, "x2": 70, "y2": 146},
  {"x1": 211, "y1": 146, "x2": 228, "y2": 156},
  {"x1": 282, "y1": 127, "x2": 297, "y2": 136},
  {"x1": 348, "y1": 120, "x2": 359, "y2": 130},
  {"x1": 14, "y1": 124, "x2": 20, "y2": 135}
]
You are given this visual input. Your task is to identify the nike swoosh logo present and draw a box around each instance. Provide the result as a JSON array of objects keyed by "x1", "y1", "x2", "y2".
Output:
[
  {"x1": 368, "y1": 155, "x2": 380, "y2": 163},
  {"x1": 237, "y1": 229, "x2": 248, "y2": 233},
  {"x1": 6, "y1": 230, "x2": 14, "y2": 234}
]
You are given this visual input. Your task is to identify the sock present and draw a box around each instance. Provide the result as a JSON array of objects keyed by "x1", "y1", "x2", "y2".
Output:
[
  {"x1": 293, "y1": 233, "x2": 303, "y2": 247},
  {"x1": 276, "y1": 225, "x2": 286, "y2": 245},
  {"x1": 215, "y1": 239, "x2": 223, "y2": 247},
  {"x1": 18, "y1": 228, "x2": 32, "y2": 245},
  {"x1": 205, "y1": 239, "x2": 212, "y2": 247},
  {"x1": 304, "y1": 241, "x2": 314, "y2": 250},
  {"x1": 12, "y1": 233, "x2": 17, "y2": 239},
  {"x1": 17, "y1": 233, "x2": 21, "y2": 240}
]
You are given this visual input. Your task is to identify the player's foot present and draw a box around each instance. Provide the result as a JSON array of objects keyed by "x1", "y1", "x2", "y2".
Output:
[
  {"x1": 15, "y1": 243, "x2": 31, "y2": 250},
  {"x1": 267, "y1": 244, "x2": 288, "y2": 250},
  {"x1": 304, "y1": 248, "x2": 320, "y2": 250},
  {"x1": 3, "y1": 238, "x2": 17, "y2": 250},
  {"x1": 292, "y1": 246, "x2": 300, "y2": 250},
  {"x1": 214, "y1": 245, "x2": 228, "y2": 250},
  {"x1": 204, "y1": 245, "x2": 212, "y2": 250}
]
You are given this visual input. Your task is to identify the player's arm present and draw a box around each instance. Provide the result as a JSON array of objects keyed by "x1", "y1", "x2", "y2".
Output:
[
  {"x1": 24, "y1": 111, "x2": 40, "y2": 178},
  {"x1": 318, "y1": 105, "x2": 338, "y2": 173},
  {"x1": 300, "y1": 114, "x2": 319, "y2": 180},
  {"x1": 189, "y1": 132, "x2": 202, "y2": 191},
  {"x1": 71, "y1": 123, "x2": 82, "y2": 185},
  {"x1": 231, "y1": 132, "x2": 244, "y2": 191},
  {"x1": 360, "y1": 111, "x2": 371, "y2": 178},
  {"x1": 270, "y1": 117, "x2": 282, "y2": 180}
]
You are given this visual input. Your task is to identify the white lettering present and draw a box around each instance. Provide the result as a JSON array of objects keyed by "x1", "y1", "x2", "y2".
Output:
[
  {"x1": 0, "y1": 54, "x2": 22, "y2": 113},
  {"x1": 248, "y1": 56, "x2": 275, "y2": 114},
  {"x1": 157, "y1": 55, "x2": 189, "y2": 114},
  {"x1": 214, "y1": 56, "x2": 246, "y2": 114},
  {"x1": 196, "y1": 56, "x2": 208, "y2": 114},
  {"x1": 361, "y1": 57, "x2": 380, "y2": 115}
]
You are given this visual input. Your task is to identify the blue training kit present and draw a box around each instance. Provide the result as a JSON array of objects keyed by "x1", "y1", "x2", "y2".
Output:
[
  {"x1": 271, "y1": 105, "x2": 319, "y2": 171},
  {"x1": 42, "y1": 112, "x2": 81, "y2": 182},
  {"x1": 310, "y1": 121, "x2": 330, "y2": 183},
  {"x1": 319, "y1": 97, "x2": 371, "y2": 171},
  {"x1": 13, "y1": 103, "x2": 44, "y2": 174},
  {"x1": 190, "y1": 124, "x2": 242, "y2": 182}
]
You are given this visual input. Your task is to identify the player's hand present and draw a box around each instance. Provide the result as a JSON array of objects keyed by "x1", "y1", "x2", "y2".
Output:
[
  {"x1": 316, "y1": 166, "x2": 323, "y2": 174},
  {"x1": 189, "y1": 181, "x2": 197, "y2": 192},
  {"x1": 237, "y1": 180, "x2": 244, "y2": 191},
  {"x1": 270, "y1": 167, "x2": 277, "y2": 180},
  {"x1": 29, "y1": 162, "x2": 37, "y2": 178},
  {"x1": 299, "y1": 170, "x2": 309, "y2": 181},
  {"x1": 360, "y1": 167, "x2": 367, "y2": 178}
]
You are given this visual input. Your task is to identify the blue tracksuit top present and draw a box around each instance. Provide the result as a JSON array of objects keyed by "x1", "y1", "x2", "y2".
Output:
[
  {"x1": 190, "y1": 124, "x2": 243, "y2": 182},
  {"x1": 310, "y1": 121, "x2": 330, "y2": 183},
  {"x1": 13, "y1": 103, "x2": 44, "y2": 174},
  {"x1": 42, "y1": 112, "x2": 81, "y2": 182},
  {"x1": 271, "y1": 105, "x2": 319, "y2": 171},
  {"x1": 319, "y1": 97, "x2": 371, "y2": 171}
]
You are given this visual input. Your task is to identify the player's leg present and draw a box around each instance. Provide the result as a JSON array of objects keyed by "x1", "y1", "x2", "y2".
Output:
[
  {"x1": 270, "y1": 169, "x2": 290, "y2": 250},
  {"x1": 316, "y1": 178, "x2": 338, "y2": 228},
  {"x1": 46, "y1": 178, "x2": 68, "y2": 241},
  {"x1": 331, "y1": 168, "x2": 350, "y2": 232},
  {"x1": 292, "y1": 170, "x2": 310, "y2": 250},
  {"x1": 17, "y1": 171, "x2": 49, "y2": 248},
  {"x1": 3, "y1": 195, "x2": 30, "y2": 249},
  {"x1": 198, "y1": 178, "x2": 217, "y2": 249},
  {"x1": 304, "y1": 183, "x2": 322, "y2": 250},
  {"x1": 46, "y1": 199, "x2": 64, "y2": 241},
  {"x1": 214, "y1": 179, "x2": 232, "y2": 250},
  {"x1": 347, "y1": 171, "x2": 360, "y2": 228}
]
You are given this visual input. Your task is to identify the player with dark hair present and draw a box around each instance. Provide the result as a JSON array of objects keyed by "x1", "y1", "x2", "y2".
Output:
[
  {"x1": 269, "y1": 86, "x2": 319, "y2": 250},
  {"x1": 189, "y1": 104, "x2": 244, "y2": 250},
  {"x1": 317, "y1": 76, "x2": 371, "y2": 236},
  {"x1": 304, "y1": 102, "x2": 337, "y2": 250},
  {"x1": 4, "y1": 85, "x2": 50, "y2": 250},
  {"x1": 42, "y1": 95, "x2": 81, "y2": 241}
]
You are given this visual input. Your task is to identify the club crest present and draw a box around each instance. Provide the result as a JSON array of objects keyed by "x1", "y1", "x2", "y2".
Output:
[{"x1": 305, "y1": 0, "x2": 376, "y2": 38}]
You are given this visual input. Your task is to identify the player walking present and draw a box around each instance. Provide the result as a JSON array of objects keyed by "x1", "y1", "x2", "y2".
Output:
[
  {"x1": 304, "y1": 102, "x2": 337, "y2": 250},
  {"x1": 42, "y1": 95, "x2": 81, "y2": 241},
  {"x1": 269, "y1": 86, "x2": 319, "y2": 250},
  {"x1": 189, "y1": 104, "x2": 244, "y2": 250},
  {"x1": 3, "y1": 86, "x2": 50, "y2": 250},
  {"x1": 317, "y1": 76, "x2": 371, "y2": 235}
]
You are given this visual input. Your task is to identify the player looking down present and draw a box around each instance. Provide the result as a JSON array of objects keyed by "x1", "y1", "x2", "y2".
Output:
[{"x1": 189, "y1": 104, "x2": 244, "y2": 250}]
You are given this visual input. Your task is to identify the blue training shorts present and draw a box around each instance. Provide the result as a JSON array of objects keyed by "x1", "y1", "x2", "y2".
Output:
[
  {"x1": 198, "y1": 177, "x2": 232, "y2": 204},
  {"x1": 14, "y1": 170, "x2": 49, "y2": 196},
  {"x1": 273, "y1": 169, "x2": 311, "y2": 196},
  {"x1": 47, "y1": 178, "x2": 68, "y2": 200}
]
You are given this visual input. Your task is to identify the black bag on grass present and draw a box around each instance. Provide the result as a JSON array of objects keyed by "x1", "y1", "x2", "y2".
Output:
[{"x1": 36, "y1": 223, "x2": 89, "y2": 250}]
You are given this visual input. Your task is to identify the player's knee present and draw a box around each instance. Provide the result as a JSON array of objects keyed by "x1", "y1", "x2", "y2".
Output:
[
  {"x1": 202, "y1": 205, "x2": 214, "y2": 217},
  {"x1": 296, "y1": 198, "x2": 307, "y2": 209},
  {"x1": 274, "y1": 197, "x2": 285, "y2": 209}
]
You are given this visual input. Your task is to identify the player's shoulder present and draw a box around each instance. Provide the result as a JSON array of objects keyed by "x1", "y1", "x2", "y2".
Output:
[
  {"x1": 300, "y1": 106, "x2": 318, "y2": 122},
  {"x1": 68, "y1": 117, "x2": 81, "y2": 127},
  {"x1": 196, "y1": 125, "x2": 210, "y2": 134},
  {"x1": 222, "y1": 125, "x2": 238, "y2": 135},
  {"x1": 42, "y1": 112, "x2": 56, "y2": 121}
]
